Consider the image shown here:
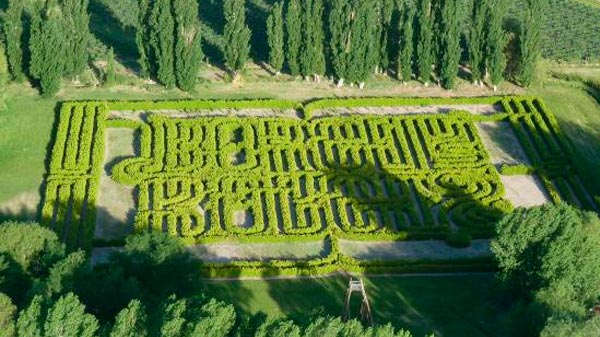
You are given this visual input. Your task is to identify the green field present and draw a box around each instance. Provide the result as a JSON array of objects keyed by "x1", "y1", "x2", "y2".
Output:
[{"x1": 202, "y1": 273, "x2": 511, "y2": 337}]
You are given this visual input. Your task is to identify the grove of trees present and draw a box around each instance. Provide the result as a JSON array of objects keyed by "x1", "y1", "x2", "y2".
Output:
[
  {"x1": 492, "y1": 203, "x2": 600, "y2": 337},
  {"x1": 0, "y1": 0, "x2": 544, "y2": 95},
  {"x1": 0, "y1": 221, "x2": 420, "y2": 337}
]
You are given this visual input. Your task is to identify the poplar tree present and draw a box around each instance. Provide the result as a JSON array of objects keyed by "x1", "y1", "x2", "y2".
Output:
[
  {"x1": 1, "y1": 0, "x2": 25, "y2": 81},
  {"x1": 149, "y1": 0, "x2": 176, "y2": 88},
  {"x1": 328, "y1": 0, "x2": 350, "y2": 86},
  {"x1": 397, "y1": 0, "x2": 415, "y2": 83},
  {"x1": 61, "y1": 0, "x2": 90, "y2": 78},
  {"x1": 173, "y1": 0, "x2": 203, "y2": 91},
  {"x1": 223, "y1": 0, "x2": 251, "y2": 75},
  {"x1": 486, "y1": 0, "x2": 508, "y2": 91},
  {"x1": 439, "y1": 0, "x2": 464, "y2": 89},
  {"x1": 299, "y1": 0, "x2": 325, "y2": 81},
  {"x1": 416, "y1": 0, "x2": 434, "y2": 85},
  {"x1": 136, "y1": 0, "x2": 152, "y2": 78},
  {"x1": 468, "y1": 0, "x2": 487, "y2": 86},
  {"x1": 266, "y1": 2, "x2": 284, "y2": 75},
  {"x1": 29, "y1": 1, "x2": 66, "y2": 97},
  {"x1": 104, "y1": 47, "x2": 116, "y2": 87},
  {"x1": 345, "y1": 0, "x2": 378, "y2": 87},
  {"x1": 519, "y1": 0, "x2": 543, "y2": 87},
  {"x1": 285, "y1": 0, "x2": 302, "y2": 76},
  {"x1": 374, "y1": 0, "x2": 395, "y2": 74}
]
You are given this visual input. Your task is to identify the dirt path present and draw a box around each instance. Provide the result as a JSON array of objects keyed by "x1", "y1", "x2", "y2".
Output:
[
  {"x1": 312, "y1": 104, "x2": 503, "y2": 118},
  {"x1": 339, "y1": 239, "x2": 492, "y2": 261}
]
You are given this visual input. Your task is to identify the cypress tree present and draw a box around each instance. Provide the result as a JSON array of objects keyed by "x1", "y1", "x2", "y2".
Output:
[
  {"x1": 374, "y1": 0, "x2": 395, "y2": 74},
  {"x1": 1, "y1": 0, "x2": 25, "y2": 82},
  {"x1": 345, "y1": 0, "x2": 378, "y2": 87},
  {"x1": 173, "y1": 0, "x2": 203, "y2": 91},
  {"x1": 29, "y1": 1, "x2": 66, "y2": 97},
  {"x1": 328, "y1": 0, "x2": 350, "y2": 86},
  {"x1": 136, "y1": 0, "x2": 152, "y2": 78},
  {"x1": 310, "y1": 0, "x2": 326, "y2": 80},
  {"x1": 416, "y1": 0, "x2": 434, "y2": 85},
  {"x1": 439, "y1": 0, "x2": 464, "y2": 89},
  {"x1": 61, "y1": 0, "x2": 90, "y2": 78},
  {"x1": 397, "y1": 0, "x2": 415, "y2": 83},
  {"x1": 149, "y1": 0, "x2": 176, "y2": 88},
  {"x1": 519, "y1": 0, "x2": 543, "y2": 87},
  {"x1": 468, "y1": 0, "x2": 487, "y2": 86},
  {"x1": 104, "y1": 47, "x2": 116, "y2": 87},
  {"x1": 285, "y1": 0, "x2": 302, "y2": 76},
  {"x1": 300, "y1": 0, "x2": 325, "y2": 80},
  {"x1": 486, "y1": 0, "x2": 508, "y2": 91},
  {"x1": 266, "y1": 2, "x2": 285, "y2": 75},
  {"x1": 223, "y1": 0, "x2": 251, "y2": 75}
]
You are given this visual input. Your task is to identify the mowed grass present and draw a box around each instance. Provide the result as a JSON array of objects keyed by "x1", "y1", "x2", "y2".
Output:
[
  {"x1": 202, "y1": 273, "x2": 510, "y2": 337},
  {"x1": 532, "y1": 81, "x2": 600, "y2": 195}
]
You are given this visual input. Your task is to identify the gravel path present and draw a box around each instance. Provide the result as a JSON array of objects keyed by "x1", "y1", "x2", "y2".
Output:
[
  {"x1": 312, "y1": 104, "x2": 503, "y2": 118},
  {"x1": 339, "y1": 239, "x2": 492, "y2": 260}
]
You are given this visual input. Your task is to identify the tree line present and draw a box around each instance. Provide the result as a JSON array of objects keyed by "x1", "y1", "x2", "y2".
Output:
[
  {"x1": 0, "y1": 222, "x2": 420, "y2": 337},
  {"x1": 0, "y1": 0, "x2": 544, "y2": 96}
]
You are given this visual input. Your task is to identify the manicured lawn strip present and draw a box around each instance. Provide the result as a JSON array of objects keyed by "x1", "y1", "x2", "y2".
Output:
[{"x1": 201, "y1": 273, "x2": 510, "y2": 337}]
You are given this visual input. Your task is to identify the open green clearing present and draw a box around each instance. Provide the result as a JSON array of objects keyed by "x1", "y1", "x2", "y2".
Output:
[{"x1": 202, "y1": 273, "x2": 510, "y2": 337}]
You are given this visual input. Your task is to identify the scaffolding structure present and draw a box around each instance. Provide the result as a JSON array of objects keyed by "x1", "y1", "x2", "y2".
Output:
[{"x1": 343, "y1": 278, "x2": 373, "y2": 325}]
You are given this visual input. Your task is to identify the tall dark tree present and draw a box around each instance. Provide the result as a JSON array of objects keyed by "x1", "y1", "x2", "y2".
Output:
[
  {"x1": 328, "y1": 0, "x2": 350, "y2": 86},
  {"x1": 104, "y1": 47, "x2": 116, "y2": 87},
  {"x1": 1, "y1": 0, "x2": 25, "y2": 81},
  {"x1": 61, "y1": 0, "x2": 90, "y2": 78},
  {"x1": 374, "y1": 0, "x2": 395, "y2": 74},
  {"x1": 416, "y1": 0, "x2": 434, "y2": 85},
  {"x1": 397, "y1": 0, "x2": 415, "y2": 83},
  {"x1": 223, "y1": 0, "x2": 251, "y2": 75},
  {"x1": 266, "y1": 2, "x2": 285, "y2": 75},
  {"x1": 173, "y1": 0, "x2": 203, "y2": 91},
  {"x1": 518, "y1": 0, "x2": 543, "y2": 87},
  {"x1": 285, "y1": 0, "x2": 302, "y2": 76},
  {"x1": 468, "y1": 0, "x2": 487, "y2": 86},
  {"x1": 486, "y1": 0, "x2": 508, "y2": 91},
  {"x1": 136, "y1": 0, "x2": 152, "y2": 78},
  {"x1": 29, "y1": 1, "x2": 66, "y2": 97},
  {"x1": 346, "y1": 0, "x2": 379, "y2": 87},
  {"x1": 299, "y1": 0, "x2": 325, "y2": 81},
  {"x1": 439, "y1": 0, "x2": 464, "y2": 89},
  {"x1": 149, "y1": 0, "x2": 176, "y2": 88}
]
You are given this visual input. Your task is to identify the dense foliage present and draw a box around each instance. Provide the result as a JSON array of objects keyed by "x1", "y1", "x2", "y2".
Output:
[
  {"x1": 0, "y1": 221, "x2": 419, "y2": 337},
  {"x1": 492, "y1": 204, "x2": 600, "y2": 336},
  {"x1": 0, "y1": 0, "x2": 550, "y2": 96}
]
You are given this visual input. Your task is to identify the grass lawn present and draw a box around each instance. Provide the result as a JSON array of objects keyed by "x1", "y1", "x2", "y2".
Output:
[{"x1": 202, "y1": 273, "x2": 510, "y2": 337}]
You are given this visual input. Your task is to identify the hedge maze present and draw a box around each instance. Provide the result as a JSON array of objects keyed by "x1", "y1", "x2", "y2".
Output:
[{"x1": 41, "y1": 97, "x2": 599, "y2": 262}]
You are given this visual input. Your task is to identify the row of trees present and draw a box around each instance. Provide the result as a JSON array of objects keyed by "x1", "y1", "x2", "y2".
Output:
[
  {"x1": 0, "y1": 222, "x2": 419, "y2": 337},
  {"x1": 263, "y1": 0, "x2": 544, "y2": 89},
  {"x1": 0, "y1": 0, "x2": 544, "y2": 95},
  {"x1": 1, "y1": 0, "x2": 90, "y2": 96}
]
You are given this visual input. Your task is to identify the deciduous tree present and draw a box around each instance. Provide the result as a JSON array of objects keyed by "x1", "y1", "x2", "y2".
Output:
[
  {"x1": 223, "y1": 0, "x2": 251, "y2": 75},
  {"x1": 518, "y1": 0, "x2": 543, "y2": 87},
  {"x1": 285, "y1": 0, "x2": 302, "y2": 76},
  {"x1": 397, "y1": 0, "x2": 415, "y2": 83},
  {"x1": 266, "y1": 2, "x2": 284, "y2": 75},
  {"x1": 1, "y1": 0, "x2": 25, "y2": 81},
  {"x1": 173, "y1": 0, "x2": 203, "y2": 91},
  {"x1": 416, "y1": 0, "x2": 434, "y2": 85}
]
